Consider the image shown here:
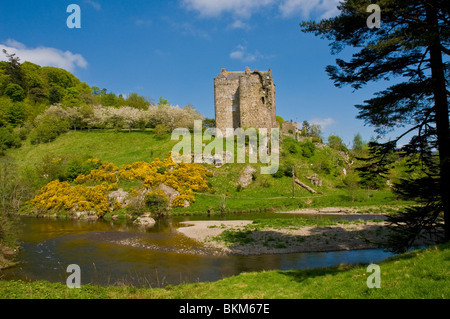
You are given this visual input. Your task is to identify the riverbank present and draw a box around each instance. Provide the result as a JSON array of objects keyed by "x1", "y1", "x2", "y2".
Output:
[
  {"x1": 1, "y1": 242, "x2": 448, "y2": 299},
  {"x1": 176, "y1": 219, "x2": 389, "y2": 255},
  {"x1": 0, "y1": 244, "x2": 17, "y2": 270}
]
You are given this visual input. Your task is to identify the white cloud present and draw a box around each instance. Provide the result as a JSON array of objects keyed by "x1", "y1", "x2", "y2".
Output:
[
  {"x1": 229, "y1": 44, "x2": 270, "y2": 62},
  {"x1": 84, "y1": 0, "x2": 101, "y2": 11},
  {"x1": 229, "y1": 20, "x2": 250, "y2": 30},
  {"x1": 182, "y1": 0, "x2": 276, "y2": 18},
  {"x1": 182, "y1": 0, "x2": 340, "y2": 19},
  {"x1": 309, "y1": 117, "x2": 336, "y2": 129},
  {"x1": 279, "y1": 0, "x2": 340, "y2": 19},
  {"x1": 0, "y1": 39, "x2": 88, "y2": 72}
]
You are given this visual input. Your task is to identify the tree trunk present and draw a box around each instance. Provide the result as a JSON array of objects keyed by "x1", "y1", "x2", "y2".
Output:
[
  {"x1": 294, "y1": 179, "x2": 318, "y2": 194},
  {"x1": 426, "y1": 1, "x2": 450, "y2": 240}
]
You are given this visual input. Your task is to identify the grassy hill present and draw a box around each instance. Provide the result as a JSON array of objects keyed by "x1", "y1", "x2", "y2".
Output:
[
  {"x1": 7, "y1": 129, "x2": 178, "y2": 167},
  {"x1": 4, "y1": 129, "x2": 413, "y2": 216}
]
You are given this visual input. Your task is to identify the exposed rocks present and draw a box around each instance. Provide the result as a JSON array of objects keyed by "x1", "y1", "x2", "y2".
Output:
[
  {"x1": 201, "y1": 151, "x2": 233, "y2": 167},
  {"x1": 238, "y1": 165, "x2": 257, "y2": 188},
  {"x1": 306, "y1": 173, "x2": 322, "y2": 187},
  {"x1": 108, "y1": 188, "x2": 129, "y2": 204},
  {"x1": 0, "y1": 244, "x2": 18, "y2": 270},
  {"x1": 73, "y1": 211, "x2": 99, "y2": 220},
  {"x1": 158, "y1": 183, "x2": 190, "y2": 208},
  {"x1": 133, "y1": 214, "x2": 156, "y2": 227}
]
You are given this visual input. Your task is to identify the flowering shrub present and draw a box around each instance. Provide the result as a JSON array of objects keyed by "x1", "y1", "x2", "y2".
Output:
[
  {"x1": 29, "y1": 180, "x2": 110, "y2": 215},
  {"x1": 74, "y1": 161, "x2": 118, "y2": 184},
  {"x1": 29, "y1": 152, "x2": 212, "y2": 216},
  {"x1": 172, "y1": 189, "x2": 196, "y2": 208},
  {"x1": 118, "y1": 153, "x2": 212, "y2": 194}
]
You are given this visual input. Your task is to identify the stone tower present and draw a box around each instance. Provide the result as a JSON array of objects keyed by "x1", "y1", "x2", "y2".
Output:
[{"x1": 214, "y1": 67, "x2": 277, "y2": 135}]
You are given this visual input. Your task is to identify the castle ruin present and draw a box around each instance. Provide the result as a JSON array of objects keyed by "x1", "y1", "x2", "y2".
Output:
[{"x1": 214, "y1": 67, "x2": 277, "y2": 135}]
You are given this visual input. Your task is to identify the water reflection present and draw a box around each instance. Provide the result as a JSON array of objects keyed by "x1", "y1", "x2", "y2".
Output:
[{"x1": 2, "y1": 214, "x2": 394, "y2": 287}]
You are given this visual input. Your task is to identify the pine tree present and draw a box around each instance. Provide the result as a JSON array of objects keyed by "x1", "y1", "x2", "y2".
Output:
[{"x1": 301, "y1": 0, "x2": 449, "y2": 251}]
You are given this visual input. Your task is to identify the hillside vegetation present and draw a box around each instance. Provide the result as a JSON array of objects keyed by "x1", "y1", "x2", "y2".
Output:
[
  {"x1": 3, "y1": 128, "x2": 414, "y2": 220},
  {"x1": 0, "y1": 56, "x2": 418, "y2": 244}
]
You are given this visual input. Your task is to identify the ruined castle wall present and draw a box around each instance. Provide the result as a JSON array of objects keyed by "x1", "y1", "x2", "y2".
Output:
[
  {"x1": 282, "y1": 121, "x2": 299, "y2": 137},
  {"x1": 214, "y1": 76, "x2": 240, "y2": 133},
  {"x1": 214, "y1": 68, "x2": 277, "y2": 135},
  {"x1": 239, "y1": 72, "x2": 276, "y2": 131}
]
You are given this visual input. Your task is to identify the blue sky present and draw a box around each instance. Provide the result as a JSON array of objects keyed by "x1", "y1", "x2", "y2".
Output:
[{"x1": 0, "y1": 0, "x2": 390, "y2": 145}]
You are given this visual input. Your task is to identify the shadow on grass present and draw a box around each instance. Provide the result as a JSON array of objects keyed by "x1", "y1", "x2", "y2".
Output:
[
  {"x1": 276, "y1": 263, "x2": 357, "y2": 284},
  {"x1": 216, "y1": 223, "x2": 392, "y2": 255}
]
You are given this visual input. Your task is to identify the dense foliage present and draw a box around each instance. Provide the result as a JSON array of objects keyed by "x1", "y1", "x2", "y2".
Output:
[
  {"x1": 0, "y1": 51, "x2": 203, "y2": 153},
  {"x1": 301, "y1": 0, "x2": 450, "y2": 251},
  {"x1": 27, "y1": 153, "x2": 212, "y2": 217}
]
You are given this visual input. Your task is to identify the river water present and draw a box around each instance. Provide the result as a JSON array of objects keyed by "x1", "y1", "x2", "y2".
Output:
[{"x1": 1, "y1": 213, "x2": 395, "y2": 288}]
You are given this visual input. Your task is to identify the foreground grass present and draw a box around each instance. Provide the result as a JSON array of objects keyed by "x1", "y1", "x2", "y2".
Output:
[{"x1": 1, "y1": 243, "x2": 448, "y2": 299}]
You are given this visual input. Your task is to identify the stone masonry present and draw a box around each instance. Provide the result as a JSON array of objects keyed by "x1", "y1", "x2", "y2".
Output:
[{"x1": 214, "y1": 67, "x2": 277, "y2": 135}]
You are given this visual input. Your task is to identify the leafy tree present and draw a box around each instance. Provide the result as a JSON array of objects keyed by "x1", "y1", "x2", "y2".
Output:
[
  {"x1": 100, "y1": 91, "x2": 118, "y2": 107},
  {"x1": 203, "y1": 118, "x2": 216, "y2": 129},
  {"x1": 4, "y1": 83, "x2": 25, "y2": 102},
  {"x1": 42, "y1": 67, "x2": 75, "y2": 89},
  {"x1": 276, "y1": 116, "x2": 285, "y2": 128},
  {"x1": 351, "y1": 133, "x2": 367, "y2": 156},
  {"x1": 91, "y1": 86, "x2": 101, "y2": 96},
  {"x1": 0, "y1": 127, "x2": 21, "y2": 154},
  {"x1": 301, "y1": 0, "x2": 450, "y2": 249},
  {"x1": 5, "y1": 101, "x2": 26, "y2": 127},
  {"x1": 48, "y1": 85, "x2": 65, "y2": 104},
  {"x1": 157, "y1": 96, "x2": 169, "y2": 106},
  {"x1": 28, "y1": 87, "x2": 47, "y2": 104},
  {"x1": 300, "y1": 120, "x2": 310, "y2": 136},
  {"x1": 1, "y1": 49, "x2": 24, "y2": 87},
  {"x1": 327, "y1": 135, "x2": 348, "y2": 152},
  {"x1": 153, "y1": 124, "x2": 169, "y2": 139},
  {"x1": 309, "y1": 124, "x2": 322, "y2": 138},
  {"x1": 343, "y1": 171, "x2": 360, "y2": 202},
  {"x1": 126, "y1": 93, "x2": 150, "y2": 110},
  {"x1": 30, "y1": 113, "x2": 69, "y2": 144}
]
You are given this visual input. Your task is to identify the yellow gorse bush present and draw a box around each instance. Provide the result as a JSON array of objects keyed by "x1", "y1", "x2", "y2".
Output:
[
  {"x1": 74, "y1": 161, "x2": 118, "y2": 184},
  {"x1": 30, "y1": 152, "x2": 212, "y2": 213},
  {"x1": 30, "y1": 180, "x2": 110, "y2": 215}
]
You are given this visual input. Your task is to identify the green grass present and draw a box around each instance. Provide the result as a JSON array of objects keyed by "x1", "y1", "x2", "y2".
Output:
[
  {"x1": 6, "y1": 130, "x2": 416, "y2": 216},
  {"x1": 8, "y1": 129, "x2": 178, "y2": 167},
  {"x1": 1, "y1": 243, "x2": 448, "y2": 299},
  {"x1": 213, "y1": 217, "x2": 380, "y2": 245}
]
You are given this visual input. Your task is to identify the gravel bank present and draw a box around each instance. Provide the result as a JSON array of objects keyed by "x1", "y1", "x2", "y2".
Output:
[{"x1": 176, "y1": 220, "x2": 389, "y2": 256}]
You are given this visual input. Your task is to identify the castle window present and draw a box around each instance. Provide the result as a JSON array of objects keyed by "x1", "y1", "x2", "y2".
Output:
[
  {"x1": 232, "y1": 104, "x2": 236, "y2": 111},
  {"x1": 261, "y1": 97, "x2": 265, "y2": 104}
]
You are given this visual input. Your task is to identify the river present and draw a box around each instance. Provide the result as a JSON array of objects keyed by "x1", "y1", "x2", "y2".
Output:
[{"x1": 1, "y1": 213, "x2": 395, "y2": 288}]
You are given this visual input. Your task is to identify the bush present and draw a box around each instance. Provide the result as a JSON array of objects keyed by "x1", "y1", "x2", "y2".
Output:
[
  {"x1": 153, "y1": 124, "x2": 168, "y2": 139},
  {"x1": 29, "y1": 180, "x2": 110, "y2": 216},
  {"x1": 4, "y1": 83, "x2": 25, "y2": 102},
  {"x1": 145, "y1": 189, "x2": 169, "y2": 215},
  {"x1": 0, "y1": 126, "x2": 21, "y2": 154},
  {"x1": 36, "y1": 155, "x2": 68, "y2": 182},
  {"x1": 301, "y1": 141, "x2": 316, "y2": 158},
  {"x1": 30, "y1": 114, "x2": 69, "y2": 144},
  {"x1": 65, "y1": 156, "x2": 101, "y2": 181}
]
